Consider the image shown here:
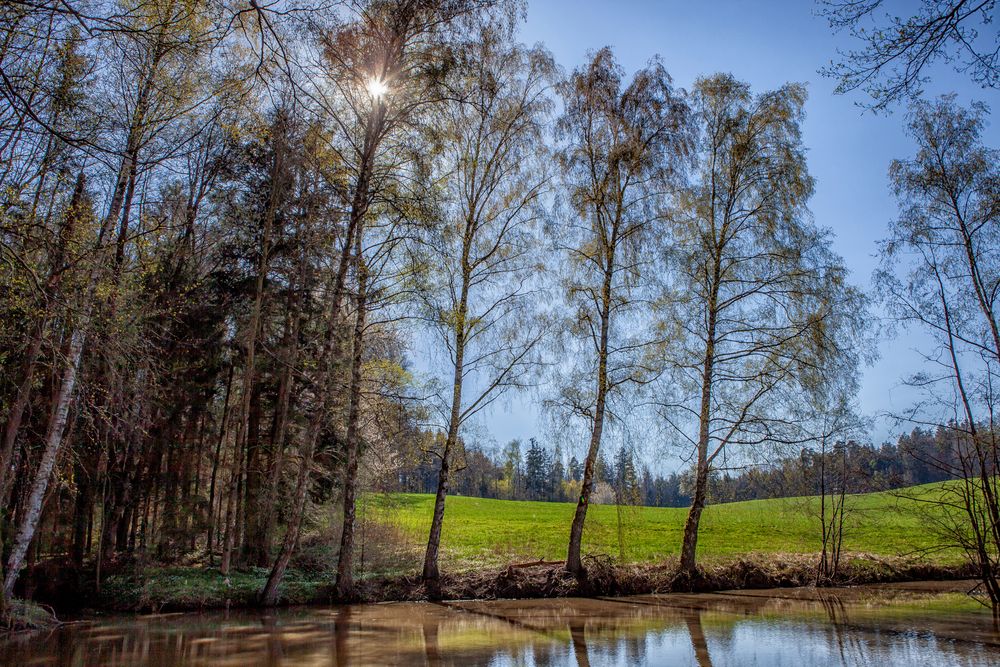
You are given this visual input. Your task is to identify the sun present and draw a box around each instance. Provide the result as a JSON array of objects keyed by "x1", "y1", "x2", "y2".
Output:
[{"x1": 367, "y1": 77, "x2": 389, "y2": 99}]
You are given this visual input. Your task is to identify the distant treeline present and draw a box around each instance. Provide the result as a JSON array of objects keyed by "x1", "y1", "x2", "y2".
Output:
[{"x1": 391, "y1": 427, "x2": 960, "y2": 508}]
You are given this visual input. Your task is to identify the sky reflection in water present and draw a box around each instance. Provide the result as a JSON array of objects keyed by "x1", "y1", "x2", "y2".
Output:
[{"x1": 3, "y1": 582, "x2": 998, "y2": 666}]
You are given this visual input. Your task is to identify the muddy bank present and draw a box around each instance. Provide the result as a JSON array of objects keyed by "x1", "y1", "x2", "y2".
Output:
[
  {"x1": 363, "y1": 553, "x2": 978, "y2": 604},
  {"x1": 51, "y1": 551, "x2": 977, "y2": 614}
]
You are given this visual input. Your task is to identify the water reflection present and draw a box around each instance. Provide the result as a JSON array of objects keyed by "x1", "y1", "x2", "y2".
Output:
[
  {"x1": 422, "y1": 618, "x2": 440, "y2": 667},
  {"x1": 335, "y1": 607, "x2": 351, "y2": 667},
  {"x1": 2, "y1": 582, "x2": 998, "y2": 666},
  {"x1": 569, "y1": 620, "x2": 588, "y2": 667},
  {"x1": 684, "y1": 611, "x2": 713, "y2": 667}
]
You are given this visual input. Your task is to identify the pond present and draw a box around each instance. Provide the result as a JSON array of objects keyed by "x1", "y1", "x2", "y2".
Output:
[{"x1": 2, "y1": 580, "x2": 997, "y2": 666}]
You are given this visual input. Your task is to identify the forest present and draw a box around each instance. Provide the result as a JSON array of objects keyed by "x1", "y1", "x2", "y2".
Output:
[
  {"x1": 1, "y1": 0, "x2": 998, "y2": 623},
  {"x1": 394, "y1": 428, "x2": 967, "y2": 508}
]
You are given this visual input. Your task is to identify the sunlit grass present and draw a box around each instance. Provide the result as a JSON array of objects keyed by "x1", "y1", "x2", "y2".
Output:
[{"x1": 369, "y1": 480, "x2": 961, "y2": 569}]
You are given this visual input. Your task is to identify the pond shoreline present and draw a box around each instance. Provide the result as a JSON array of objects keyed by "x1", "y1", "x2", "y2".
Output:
[{"x1": 10, "y1": 551, "x2": 978, "y2": 623}]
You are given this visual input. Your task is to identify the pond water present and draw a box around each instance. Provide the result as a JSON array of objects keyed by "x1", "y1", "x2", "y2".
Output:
[{"x1": 2, "y1": 580, "x2": 997, "y2": 666}]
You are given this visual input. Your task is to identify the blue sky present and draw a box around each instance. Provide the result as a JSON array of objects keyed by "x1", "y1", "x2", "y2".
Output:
[{"x1": 423, "y1": 0, "x2": 998, "y2": 465}]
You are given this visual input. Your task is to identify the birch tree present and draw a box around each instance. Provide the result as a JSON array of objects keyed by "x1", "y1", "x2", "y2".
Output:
[
  {"x1": 261, "y1": 0, "x2": 522, "y2": 603},
  {"x1": 417, "y1": 29, "x2": 552, "y2": 593},
  {"x1": 553, "y1": 48, "x2": 689, "y2": 577},
  {"x1": 877, "y1": 96, "x2": 1000, "y2": 612},
  {"x1": 659, "y1": 74, "x2": 866, "y2": 579}
]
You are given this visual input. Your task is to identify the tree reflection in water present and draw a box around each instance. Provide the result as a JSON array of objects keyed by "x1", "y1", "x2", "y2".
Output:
[
  {"x1": 422, "y1": 617, "x2": 441, "y2": 667},
  {"x1": 334, "y1": 606, "x2": 352, "y2": 667},
  {"x1": 2, "y1": 587, "x2": 999, "y2": 665},
  {"x1": 569, "y1": 619, "x2": 589, "y2": 667},
  {"x1": 683, "y1": 611, "x2": 713, "y2": 667}
]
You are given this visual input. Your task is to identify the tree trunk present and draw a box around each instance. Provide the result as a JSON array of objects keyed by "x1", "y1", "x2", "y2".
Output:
[
  {"x1": 258, "y1": 270, "x2": 356, "y2": 605},
  {"x1": 258, "y1": 402, "x2": 321, "y2": 606},
  {"x1": 422, "y1": 272, "x2": 468, "y2": 593},
  {"x1": 679, "y1": 251, "x2": 721, "y2": 576},
  {"x1": 157, "y1": 428, "x2": 179, "y2": 559},
  {"x1": 2, "y1": 122, "x2": 137, "y2": 597},
  {"x1": 567, "y1": 256, "x2": 614, "y2": 577},
  {"x1": 259, "y1": 275, "x2": 347, "y2": 605},
  {"x1": 679, "y1": 462, "x2": 709, "y2": 574},
  {"x1": 70, "y1": 458, "x2": 93, "y2": 566},
  {"x1": 207, "y1": 364, "x2": 234, "y2": 561},
  {"x1": 335, "y1": 235, "x2": 369, "y2": 600},
  {"x1": 241, "y1": 386, "x2": 266, "y2": 564},
  {"x1": 0, "y1": 524, "x2": 5, "y2": 621},
  {"x1": 3, "y1": 327, "x2": 84, "y2": 597},
  {"x1": 258, "y1": 247, "x2": 312, "y2": 563},
  {"x1": 219, "y1": 442, "x2": 241, "y2": 574},
  {"x1": 87, "y1": 44, "x2": 162, "y2": 565},
  {"x1": 0, "y1": 172, "x2": 86, "y2": 505},
  {"x1": 257, "y1": 302, "x2": 302, "y2": 566},
  {"x1": 221, "y1": 146, "x2": 279, "y2": 573},
  {"x1": 261, "y1": 97, "x2": 382, "y2": 605}
]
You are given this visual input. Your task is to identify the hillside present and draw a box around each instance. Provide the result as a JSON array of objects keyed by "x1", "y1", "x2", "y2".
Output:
[{"x1": 367, "y1": 481, "x2": 961, "y2": 569}]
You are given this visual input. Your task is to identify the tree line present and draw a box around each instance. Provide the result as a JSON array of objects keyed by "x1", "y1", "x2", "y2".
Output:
[
  {"x1": 390, "y1": 426, "x2": 968, "y2": 508},
  {"x1": 0, "y1": 0, "x2": 996, "y2": 613}
]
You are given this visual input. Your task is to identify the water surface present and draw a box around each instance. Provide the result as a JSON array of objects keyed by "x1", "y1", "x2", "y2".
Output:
[{"x1": 3, "y1": 580, "x2": 997, "y2": 666}]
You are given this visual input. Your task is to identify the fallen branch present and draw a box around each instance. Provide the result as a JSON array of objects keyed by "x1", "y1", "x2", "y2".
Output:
[{"x1": 508, "y1": 560, "x2": 566, "y2": 569}]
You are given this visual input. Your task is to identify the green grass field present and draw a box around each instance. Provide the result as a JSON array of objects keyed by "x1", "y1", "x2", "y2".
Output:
[
  {"x1": 95, "y1": 482, "x2": 969, "y2": 611},
  {"x1": 366, "y1": 481, "x2": 962, "y2": 570}
]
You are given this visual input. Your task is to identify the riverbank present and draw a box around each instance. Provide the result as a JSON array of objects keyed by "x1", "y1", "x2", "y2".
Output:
[
  {"x1": 78, "y1": 551, "x2": 976, "y2": 613},
  {"x1": 3, "y1": 599, "x2": 59, "y2": 631}
]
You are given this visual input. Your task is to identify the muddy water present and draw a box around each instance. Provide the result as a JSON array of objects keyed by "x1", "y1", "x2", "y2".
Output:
[{"x1": 2, "y1": 581, "x2": 997, "y2": 666}]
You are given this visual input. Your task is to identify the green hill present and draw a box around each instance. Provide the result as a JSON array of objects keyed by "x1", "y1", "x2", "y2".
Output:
[{"x1": 366, "y1": 481, "x2": 961, "y2": 569}]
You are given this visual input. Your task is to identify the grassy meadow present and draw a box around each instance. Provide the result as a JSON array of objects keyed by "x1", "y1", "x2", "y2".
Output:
[
  {"x1": 366, "y1": 482, "x2": 960, "y2": 570},
  {"x1": 95, "y1": 482, "x2": 968, "y2": 611}
]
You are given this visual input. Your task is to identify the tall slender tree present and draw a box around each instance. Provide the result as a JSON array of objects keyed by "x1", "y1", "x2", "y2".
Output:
[
  {"x1": 417, "y1": 28, "x2": 552, "y2": 594},
  {"x1": 659, "y1": 74, "x2": 865, "y2": 578},
  {"x1": 262, "y1": 0, "x2": 523, "y2": 603},
  {"x1": 877, "y1": 96, "x2": 1000, "y2": 612},
  {"x1": 553, "y1": 48, "x2": 689, "y2": 577}
]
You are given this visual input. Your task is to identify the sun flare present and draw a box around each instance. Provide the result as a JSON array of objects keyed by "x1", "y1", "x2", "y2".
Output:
[{"x1": 367, "y1": 78, "x2": 389, "y2": 98}]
